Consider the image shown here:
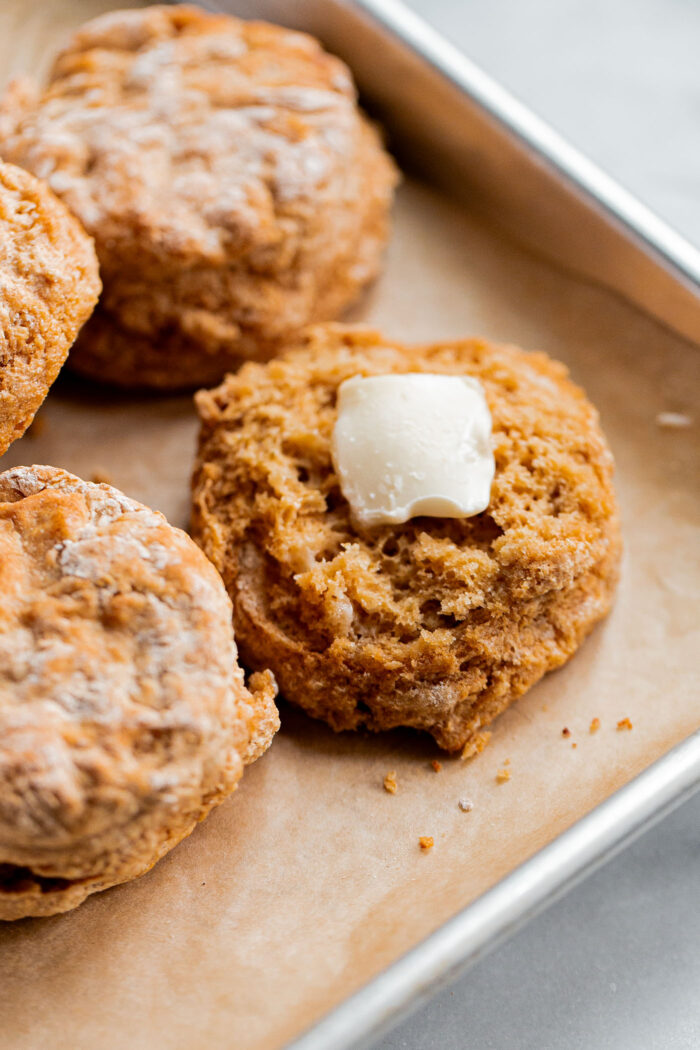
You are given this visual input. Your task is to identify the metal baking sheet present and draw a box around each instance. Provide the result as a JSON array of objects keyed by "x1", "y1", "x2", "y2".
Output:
[
  {"x1": 0, "y1": 3, "x2": 698, "y2": 1050},
  {"x1": 224, "y1": 0, "x2": 700, "y2": 346},
  {"x1": 216, "y1": 2, "x2": 700, "y2": 1044}
]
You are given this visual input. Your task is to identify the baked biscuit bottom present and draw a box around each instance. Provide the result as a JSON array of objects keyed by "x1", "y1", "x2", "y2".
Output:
[
  {"x1": 192, "y1": 324, "x2": 621, "y2": 753},
  {"x1": 0, "y1": 797, "x2": 216, "y2": 920}
]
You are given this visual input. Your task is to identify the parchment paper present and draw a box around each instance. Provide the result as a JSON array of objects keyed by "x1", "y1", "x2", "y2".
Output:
[{"x1": 0, "y1": 4, "x2": 698, "y2": 1049}]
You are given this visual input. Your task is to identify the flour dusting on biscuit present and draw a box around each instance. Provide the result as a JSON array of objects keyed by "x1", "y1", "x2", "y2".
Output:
[
  {"x1": 0, "y1": 466, "x2": 278, "y2": 920},
  {"x1": 0, "y1": 6, "x2": 398, "y2": 388}
]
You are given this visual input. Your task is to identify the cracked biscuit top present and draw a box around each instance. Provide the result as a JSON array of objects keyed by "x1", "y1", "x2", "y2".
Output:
[
  {"x1": 0, "y1": 6, "x2": 398, "y2": 388},
  {"x1": 0, "y1": 466, "x2": 278, "y2": 919}
]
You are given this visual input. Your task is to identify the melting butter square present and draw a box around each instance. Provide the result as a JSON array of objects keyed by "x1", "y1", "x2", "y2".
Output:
[{"x1": 331, "y1": 373, "x2": 495, "y2": 526}]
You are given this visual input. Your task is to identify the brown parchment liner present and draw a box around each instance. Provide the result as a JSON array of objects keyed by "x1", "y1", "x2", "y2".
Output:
[{"x1": 0, "y1": 3, "x2": 698, "y2": 1048}]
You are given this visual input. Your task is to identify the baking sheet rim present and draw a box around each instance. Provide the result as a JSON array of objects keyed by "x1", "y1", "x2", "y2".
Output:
[
  {"x1": 288, "y1": 729, "x2": 700, "y2": 1050},
  {"x1": 278, "y1": 1, "x2": 700, "y2": 1045},
  {"x1": 348, "y1": 0, "x2": 700, "y2": 291},
  {"x1": 1, "y1": 3, "x2": 697, "y2": 1048}
]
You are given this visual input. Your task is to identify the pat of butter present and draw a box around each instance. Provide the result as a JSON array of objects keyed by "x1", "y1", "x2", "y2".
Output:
[{"x1": 331, "y1": 373, "x2": 495, "y2": 526}]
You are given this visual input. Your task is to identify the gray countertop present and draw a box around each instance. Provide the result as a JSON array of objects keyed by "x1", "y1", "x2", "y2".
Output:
[
  {"x1": 404, "y1": 0, "x2": 700, "y2": 249},
  {"x1": 373, "y1": 2, "x2": 700, "y2": 1048},
  {"x1": 374, "y1": 794, "x2": 700, "y2": 1050}
]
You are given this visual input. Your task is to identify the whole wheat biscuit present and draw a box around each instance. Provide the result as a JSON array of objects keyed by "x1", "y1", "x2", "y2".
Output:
[
  {"x1": 0, "y1": 465, "x2": 278, "y2": 920},
  {"x1": 0, "y1": 162, "x2": 100, "y2": 457},
  {"x1": 0, "y1": 6, "x2": 397, "y2": 389},
  {"x1": 192, "y1": 324, "x2": 621, "y2": 753}
]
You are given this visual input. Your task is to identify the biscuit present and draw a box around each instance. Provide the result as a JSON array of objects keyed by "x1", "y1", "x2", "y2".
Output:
[
  {"x1": 0, "y1": 6, "x2": 397, "y2": 389},
  {"x1": 0, "y1": 161, "x2": 100, "y2": 457},
  {"x1": 192, "y1": 324, "x2": 621, "y2": 753},
  {"x1": 0, "y1": 466, "x2": 278, "y2": 919}
]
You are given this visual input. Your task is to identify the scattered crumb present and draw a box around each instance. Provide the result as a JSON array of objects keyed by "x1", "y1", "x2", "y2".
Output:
[
  {"x1": 461, "y1": 730, "x2": 491, "y2": 760},
  {"x1": 562, "y1": 727, "x2": 571, "y2": 738},
  {"x1": 458, "y1": 798, "x2": 473, "y2": 813},
  {"x1": 572, "y1": 742, "x2": 577, "y2": 749},
  {"x1": 504, "y1": 757, "x2": 511, "y2": 766},
  {"x1": 475, "y1": 731, "x2": 491, "y2": 754},
  {"x1": 91, "y1": 469, "x2": 113, "y2": 485},
  {"x1": 26, "y1": 414, "x2": 47, "y2": 438},
  {"x1": 431, "y1": 759, "x2": 442, "y2": 773},
  {"x1": 655, "y1": 411, "x2": 693, "y2": 428},
  {"x1": 617, "y1": 718, "x2": 633, "y2": 731},
  {"x1": 419, "y1": 836, "x2": 434, "y2": 852},
  {"x1": 383, "y1": 771, "x2": 397, "y2": 794},
  {"x1": 589, "y1": 717, "x2": 601, "y2": 734},
  {"x1": 496, "y1": 768, "x2": 511, "y2": 784},
  {"x1": 541, "y1": 705, "x2": 549, "y2": 712}
]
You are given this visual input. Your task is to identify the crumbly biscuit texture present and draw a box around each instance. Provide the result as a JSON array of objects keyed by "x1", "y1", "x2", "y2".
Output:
[
  {"x1": 0, "y1": 162, "x2": 100, "y2": 455},
  {"x1": 0, "y1": 6, "x2": 397, "y2": 388},
  {"x1": 0, "y1": 466, "x2": 278, "y2": 919},
  {"x1": 192, "y1": 325, "x2": 621, "y2": 752}
]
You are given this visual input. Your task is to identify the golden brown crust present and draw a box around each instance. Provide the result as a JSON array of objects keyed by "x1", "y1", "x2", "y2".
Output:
[
  {"x1": 66, "y1": 303, "x2": 287, "y2": 392},
  {"x1": 0, "y1": 162, "x2": 100, "y2": 456},
  {"x1": 191, "y1": 324, "x2": 621, "y2": 753},
  {"x1": 0, "y1": 466, "x2": 278, "y2": 919},
  {"x1": 0, "y1": 6, "x2": 397, "y2": 389}
]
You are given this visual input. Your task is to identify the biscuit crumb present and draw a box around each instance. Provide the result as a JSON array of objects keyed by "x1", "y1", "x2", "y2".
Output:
[
  {"x1": 562, "y1": 727, "x2": 571, "y2": 738},
  {"x1": 419, "y1": 836, "x2": 434, "y2": 852},
  {"x1": 383, "y1": 771, "x2": 397, "y2": 794},
  {"x1": 431, "y1": 759, "x2": 442, "y2": 773},
  {"x1": 458, "y1": 798, "x2": 473, "y2": 813},
  {"x1": 655, "y1": 411, "x2": 692, "y2": 428},
  {"x1": 461, "y1": 730, "x2": 491, "y2": 761},
  {"x1": 496, "y1": 768, "x2": 511, "y2": 783},
  {"x1": 616, "y1": 718, "x2": 633, "y2": 731},
  {"x1": 572, "y1": 742, "x2": 577, "y2": 749},
  {"x1": 91, "y1": 469, "x2": 113, "y2": 486},
  {"x1": 589, "y1": 717, "x2": 601, "y2": 734}
]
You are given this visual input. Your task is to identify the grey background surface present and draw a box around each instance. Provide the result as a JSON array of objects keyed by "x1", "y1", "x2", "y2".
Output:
[
  {"x1": 405, "y1": 0, "x2": 700, "y2": 249},
  {"x1": 372, "y1": 2, "x2": 700, "y2": 1048}
]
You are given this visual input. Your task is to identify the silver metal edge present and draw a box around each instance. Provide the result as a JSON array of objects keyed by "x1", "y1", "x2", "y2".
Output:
[
  {"x1": 215, "y1": 0, "x2": 700, "y2": 342},
  {"x1": 258, "y1": 8, "x2": 698, "y2": 1042},
  {"x1": 347, "y1": 0, "x2": 700, "y2": 289},
  {"x1": 194, "y1": 1, "x2": 700, "y2": 1043},
  {"x1": 288, "y1": 729, "x2": 700, "y2": 1050}
]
